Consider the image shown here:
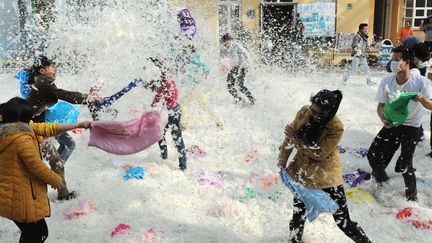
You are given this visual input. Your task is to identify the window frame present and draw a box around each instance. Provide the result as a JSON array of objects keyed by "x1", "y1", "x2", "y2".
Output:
[
  {"x1": 217, "y1": 0, "x2": 241, "y2": 36},
  {"x1": 404, "y1": 0, "x2": 432, "y2": 29}
]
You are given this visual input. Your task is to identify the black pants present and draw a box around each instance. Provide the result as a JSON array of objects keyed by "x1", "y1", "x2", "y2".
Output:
[
  {"x1": 158, "y1": 105, "x2": 187, "y2": 169},
  {"x1": 289, "y1": 185, "x2": 371, "y2": 243},
  {"x1": 226, "y1": 66, "x2": 255, "y2": 102},
  {"x1": 13, "y1": 219, "x2": 48, "y2": 243},
  {"x1": 367, "y1": 125, "x2": 419, "y2": 200}
]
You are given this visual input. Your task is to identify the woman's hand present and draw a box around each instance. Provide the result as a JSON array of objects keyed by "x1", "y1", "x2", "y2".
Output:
[
  {"x1": 277, "y1": 160, "x2": 287, "y2": 169},
  {"x1": 77, "y1": 121, "x2": 92, "y2": 129}
]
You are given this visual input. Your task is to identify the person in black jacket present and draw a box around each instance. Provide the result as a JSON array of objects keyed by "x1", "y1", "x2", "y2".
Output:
[{"x1": 27, "y1": 55, "x2": 100, "y2": 200}]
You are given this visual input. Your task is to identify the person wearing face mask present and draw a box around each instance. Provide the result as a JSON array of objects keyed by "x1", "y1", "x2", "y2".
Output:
[
  {"x1": 219, "y1": 33, "x2": 255, "y2": 105},
  {"x1": 386, "y1": 41, "x2": 430, "y2": 77},
  {"x1": 385, "y1": 43, "x2": 432, "y2": 147},
  {"x1": 368, "y1": 46, "x2": 432, "y2": 202},
  {"x1": 277, "y1": 90, "x2": 372, "y2": 243},
  {"x1": 344, "y1": 23, "x2": 375, "y2": 85},
  {"x1": 412, "y1": 43, "x2": 430, "y2": 76}
]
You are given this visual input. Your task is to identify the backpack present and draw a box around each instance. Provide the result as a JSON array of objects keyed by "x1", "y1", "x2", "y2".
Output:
[{"x1": 15, "y1": 68, "x2": 31, "y2": 99}]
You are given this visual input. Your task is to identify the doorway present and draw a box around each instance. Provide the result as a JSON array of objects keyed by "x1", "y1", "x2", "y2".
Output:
[
  {"x1": 374, "y1": 0, "x2": 392, "y2": 41},
  {"x1": 261, "y1": 3, "x2": 295, "y2": 67}
]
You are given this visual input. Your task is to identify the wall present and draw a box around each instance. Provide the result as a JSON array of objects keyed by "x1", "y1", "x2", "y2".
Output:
[
  {"x1": 413, "y1": 30, "x2": 426, "y2": 41},
  {"x1": 336, "y1": 0, "x2": 375, "y2": 41},
  {"x1": 241, "y1": 0, "x2": 260, "y2": 39},
  {"x1": 389, "y1": 0, "x2": 404, "y2": 43},
  {"x1": 173, "y1": 0, "x2": 382, "y2": 48}
]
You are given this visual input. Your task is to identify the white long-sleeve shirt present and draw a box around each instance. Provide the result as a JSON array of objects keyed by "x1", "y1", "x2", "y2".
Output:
[{"x1": 219, "y1": 42, "x2": 248, "y2": 67}]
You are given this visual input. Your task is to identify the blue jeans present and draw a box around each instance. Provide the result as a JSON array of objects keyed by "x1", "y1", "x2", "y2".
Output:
[
  {"x1": 55, "y1": 132, "x2": 76, "y2": 162},
  {"x1": 158, "y1": 105, "x2": 187, "y2": 169}
]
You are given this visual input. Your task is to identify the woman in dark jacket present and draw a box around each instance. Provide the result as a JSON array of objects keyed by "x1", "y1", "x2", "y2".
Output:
[
  {"x1": 27, "y1": 55, "x2": 99, "y2": 200},
  {"x1": 278, "y1": 90, "x2": 372, "y2": 243}
]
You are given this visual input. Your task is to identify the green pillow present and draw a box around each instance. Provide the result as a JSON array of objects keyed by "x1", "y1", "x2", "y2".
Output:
[{"x1": 384, "y1": 91, "x2": 419, "y2": 126}]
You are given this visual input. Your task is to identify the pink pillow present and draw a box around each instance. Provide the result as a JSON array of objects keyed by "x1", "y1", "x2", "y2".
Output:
[{"x1": 88, "y1": 111, "x2": 162, "y2": 155}]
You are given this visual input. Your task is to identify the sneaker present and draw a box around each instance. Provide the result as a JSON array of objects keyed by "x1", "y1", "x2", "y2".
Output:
[
  {"x1": 426, "y1": 151, "x2": 432, "y2": 158},
  {"x1": 407, "y1": 194, "x2": 418, "y2": 202},
  {"x1": 58, "y1": 191, "x2": 77, "y2": 201},
  {"x1": 179, "y1": 165, "x2": 187, "y2": 171},
  {"x1": 372, "y1": 171, "x2": 390, "y2": 185},
  {"x1": 395, "y1": 163, "x2": 405, "y2": 173},
  {"x1": 366, "y1": 78, "x2": 376, "y2": 86}
]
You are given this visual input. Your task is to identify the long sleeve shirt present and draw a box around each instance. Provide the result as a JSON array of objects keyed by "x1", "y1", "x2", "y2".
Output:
[
  {"x1": 219, "y1": 42, "x2": 248, "y2": 67},
  {"x1": 27, "y1": 76, "x2": 88, "y2": 122}
]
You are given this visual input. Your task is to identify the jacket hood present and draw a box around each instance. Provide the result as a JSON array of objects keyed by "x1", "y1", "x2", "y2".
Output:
[{"x1": 0, "y1": 122, "x2": 33, "y2": 152}]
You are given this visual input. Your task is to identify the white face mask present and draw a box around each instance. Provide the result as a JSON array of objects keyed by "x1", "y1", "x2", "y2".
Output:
[
  {"x1": 390, "y1": 61, "x2": 402, "y2": 73},
  {"x1": 417, "y1": 60, "x2": 427, "y2": 69}
]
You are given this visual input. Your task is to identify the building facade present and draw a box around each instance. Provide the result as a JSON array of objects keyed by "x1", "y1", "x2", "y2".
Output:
[{"x1": 173, "y1": 0, "x2": 427, "y2": 46}]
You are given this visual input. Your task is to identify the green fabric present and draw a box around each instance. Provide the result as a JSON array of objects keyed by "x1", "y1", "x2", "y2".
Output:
[{"x1": 384, "y1": 92, "x2": 419, "y2": 126}]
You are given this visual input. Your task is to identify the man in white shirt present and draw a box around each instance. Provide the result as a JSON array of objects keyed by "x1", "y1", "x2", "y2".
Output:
[{"x1": 367, "y1": 46, "x2": 432, "y2": 201}]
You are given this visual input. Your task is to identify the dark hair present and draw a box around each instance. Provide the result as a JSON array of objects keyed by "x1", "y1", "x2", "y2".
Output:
[
  {"x1": 359, "y1": 23, "x2": 368, "y2": 31},
  {"x1": 222, "y1": 33, "x2": 233, "y2": 42},
  {"x1": 0, "y1": 97, "x2": 33, "y2": 123},
  {"x1": 311, "y1": 90, "x2": 343, "y2": 119},
  {"x1": 295, "y1": 90, "x2": 343, "y2": 146},
  {"x1": 28, "y1": 55, "x2": 55, "y2": 84},
  {"x1": 413, "y1": 43, "x2": 431, "y2": 62},
  {"x1": 392, "y1": 46, "x2": 415, "y2": 64}
]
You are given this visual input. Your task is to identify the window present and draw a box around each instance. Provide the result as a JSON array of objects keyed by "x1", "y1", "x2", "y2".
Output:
[
  {"x1": 405, "y1": 0, "x2": 432, "y2": 27},
  {"x1": 218, "y1": 0, "x2": 240, "y2": 36}
]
